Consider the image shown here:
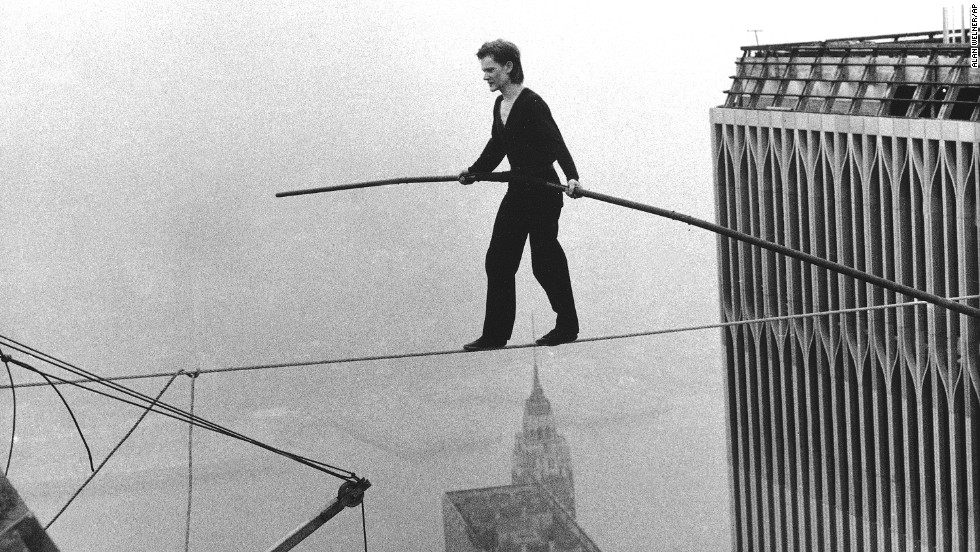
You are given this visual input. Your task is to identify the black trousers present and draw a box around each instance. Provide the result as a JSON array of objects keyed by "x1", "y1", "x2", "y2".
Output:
[{"x1": 482, "y1": 190, "x2": 579, "y2": 341}]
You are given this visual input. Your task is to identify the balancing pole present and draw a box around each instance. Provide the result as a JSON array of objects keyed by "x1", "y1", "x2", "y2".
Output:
[
  {"x1": 493, "y1": 174, "x2": 980, "y2": 320},
  {"x1": 275, "y1": 175, "x2": 461, "y2": 198},
  {"x1": 274, "y1": 171, "x2": 980, "y2": 319}
]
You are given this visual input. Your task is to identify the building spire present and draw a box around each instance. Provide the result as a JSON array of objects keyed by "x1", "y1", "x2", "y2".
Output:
[
  {"x1": 513, "y1": 321, "x2": 575, "y2": 516},
  {"x1": 533, "y1": 355, "x2": 542, "y2": 394},
  {"x1": 525, "y1": 352, "x2": 550, "y2": 416},
  {"x1": 531, "y1": 314, "x2": 544, "y2": 398}
]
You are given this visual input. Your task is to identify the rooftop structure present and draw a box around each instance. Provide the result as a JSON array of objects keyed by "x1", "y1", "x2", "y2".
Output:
[
  {"x1": 724, "y1": 30, "x2": 980, "y2": 120},
  {"x1": 711, "y1": 29, "x2": 979, "y2": 552},
  {"x1": 442, "y1": 365, "x2": 599, "y2": 552},
  {"x1": 0, "y1": 473, "x2": 60, "y2": 551}
]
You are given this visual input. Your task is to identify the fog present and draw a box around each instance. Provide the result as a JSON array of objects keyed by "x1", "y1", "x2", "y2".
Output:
[{"x1": 1, "y1": 1, "x2": 933, "y2": 549}]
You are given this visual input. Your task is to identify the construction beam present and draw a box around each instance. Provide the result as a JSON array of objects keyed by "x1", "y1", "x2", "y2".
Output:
[{"x1": 264, "y1": 479, "x2": 370, "y2": 552}]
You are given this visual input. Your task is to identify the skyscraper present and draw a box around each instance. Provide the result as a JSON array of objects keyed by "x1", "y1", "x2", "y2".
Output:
[
  {"x1": 511, "y1": 365, "x2": 576, "y2": 516},
  {"x1": 711, "y1": 30, "x2": 979, "y2": 551},
  {"x1": 442, "y1": 364, "x2": 599, "y2": 552}
]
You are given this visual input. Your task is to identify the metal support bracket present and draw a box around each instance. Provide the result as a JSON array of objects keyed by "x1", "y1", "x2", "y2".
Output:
[{"x1": 264, "y1": 478, "x2": 371, "y2": 552}]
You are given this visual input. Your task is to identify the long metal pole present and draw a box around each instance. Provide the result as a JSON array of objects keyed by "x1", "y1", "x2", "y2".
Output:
[
  {"x1": 513, "y1": 177, "x2": 980, "y2": 320},
  {"x1": 275, "y1": 175, "x2": 460, "y2": 198},
  {"x1": 265, "y1": 479, "x2": 371, "y2": 552},
  {"x1": 274, "y1": 171, "x2": 980, "y2": 319},
  {"x1": 486, "y1": 173, "x2": 980, "y2": 319}
]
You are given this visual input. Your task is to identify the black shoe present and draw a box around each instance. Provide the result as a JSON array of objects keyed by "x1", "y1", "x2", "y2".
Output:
[
  {"x1": 463, "y1": 336, "x2": 507, "y2": 351},
  {"x1": 535, "y1": 328, "x2": 578, "y2": 346}
]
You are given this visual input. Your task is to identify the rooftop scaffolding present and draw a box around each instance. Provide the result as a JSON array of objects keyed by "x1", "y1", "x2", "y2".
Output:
[{"x1": 723, "y1": 29, "x2": 980, "y2": 120}]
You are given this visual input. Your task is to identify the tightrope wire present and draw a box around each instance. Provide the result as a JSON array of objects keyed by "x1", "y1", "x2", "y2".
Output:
[
  {"x1": 3, "y1": 295, "x2": 975, "y2": 391},
  {"x1": 2, "y1": 348, "x2": 357, "y2": 482}
]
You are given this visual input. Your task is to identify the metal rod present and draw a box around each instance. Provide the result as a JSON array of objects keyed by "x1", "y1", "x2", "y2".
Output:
[
  {"x1": 729, "y1": 76, "x2": 967, "y2": 88},
  {"x1": 963, "y1": 4, "x2": 968, "y2": 44},
  {"x1": 550, "y1": 181, "x2": 980, "y2": 319},
  {"x1": 265, "y1": 479, "x2": 371, "y2": 552},
  {"x1": 944, "y1": 7, "x2": 950, "y2": 44},
  {"x1": 468, "y1": 173, "x2": 980, "y2": 319},
  {"x1": 722, "y1": 91, "x2": 970, "y2": 104},
  {"x1": 735, "y1": 60, "x2": 971, "y2": 68},
  {"x1": 275, "y1": 175, "x2": 460, "y2": 198},
  {"x1": 741, "y1": 29, "x2": 947, "y2": 50},
  {"x1": 272, "y1": 170, "x2": 980, "y2": 319}
]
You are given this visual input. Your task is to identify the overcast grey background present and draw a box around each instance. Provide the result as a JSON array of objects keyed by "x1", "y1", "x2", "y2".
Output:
[{"x1": 1, "y1": 1, "x2": 935, "y2": 550}]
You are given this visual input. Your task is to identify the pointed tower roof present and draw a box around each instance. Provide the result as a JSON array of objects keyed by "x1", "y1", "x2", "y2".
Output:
[{"x1": 524, "y1": 357, "x2": 552, "y2": 416}]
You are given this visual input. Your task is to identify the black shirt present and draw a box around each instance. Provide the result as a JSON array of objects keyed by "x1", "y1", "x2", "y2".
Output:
[{"x1": 468, "y1": 88, "x2": 579, "y2": 190}]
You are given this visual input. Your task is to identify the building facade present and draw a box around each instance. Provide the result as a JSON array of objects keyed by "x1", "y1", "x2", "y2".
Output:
[
  {"x1": 442, "y1": 366, "x2": 599, "y2": 552},
  {"x1": 0, "y1": 473, "x2": 60, "y2": 552},
  {"x1": 711, "y1": 31, "x2": 980, "y2": 551}
]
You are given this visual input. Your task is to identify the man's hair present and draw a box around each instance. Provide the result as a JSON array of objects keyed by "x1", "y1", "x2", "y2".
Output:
[{"x1": 476, "y1": 39, "x2": 524, "y2": 84}]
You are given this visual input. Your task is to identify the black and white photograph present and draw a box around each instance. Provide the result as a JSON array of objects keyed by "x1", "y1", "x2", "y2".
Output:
[{"x1": 1, "y1": 1, "x2": 976, "y2": 550}]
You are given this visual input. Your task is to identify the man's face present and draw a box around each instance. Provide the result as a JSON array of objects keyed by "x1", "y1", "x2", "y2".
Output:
[{"x1": 480, "y1": 57, "x2": 511, "y2": 92}]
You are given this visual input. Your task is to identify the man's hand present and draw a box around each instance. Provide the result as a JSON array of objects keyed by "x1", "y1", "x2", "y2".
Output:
[
  {"x1": 566, "y1": 179, "x2": 583, "y2": 198},
  {"x1": 459, "y1": 171, "x2": 476, "y2": 185}
]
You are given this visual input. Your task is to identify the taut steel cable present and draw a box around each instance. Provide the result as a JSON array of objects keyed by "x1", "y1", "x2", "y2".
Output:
[{"x1": 4, "y1": 295, "x2": 975, "y2": 390}]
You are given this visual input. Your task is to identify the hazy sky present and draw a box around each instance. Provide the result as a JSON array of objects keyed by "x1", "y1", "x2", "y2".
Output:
[
  {"x1": 0, "y1": 1, "x2": 946, "y2": 550},
  {"x1": 1, "y1": 0, "x2": 941, "y2": 370}
]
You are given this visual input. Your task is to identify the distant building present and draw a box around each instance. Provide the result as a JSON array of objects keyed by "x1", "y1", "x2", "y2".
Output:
[
  {"x1": 510, "y1": 366, "x2": 576, "y2": 516},
  {"x1": 442, "y1": 365, "x2": 600, "y2": 552},
  {"x1": 711, "y1": 30, "x2": 979, "y2": 551},
  {"x1": 0, "y1": 473, "x2": 60, "y2": 552}
]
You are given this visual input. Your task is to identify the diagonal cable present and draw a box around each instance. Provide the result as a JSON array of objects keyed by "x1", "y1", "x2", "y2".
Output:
[
  {"x1": 1, "y1": 346, "x2": 16, "y2": 476},
  {"x1": 3, "y1": 350, "x2": 355, "y2": 481},
  {"x1": 34, "y1": 369, "x2": 95, "y2": 472},
  {"x1": 184, "y1": 372, "x2": 197, "y2": 552},
  {"x1": 361, "y1": 498, "x2": 368, "y2": 552},
  {"x1": 45, "y1": 369, "x2": 182, "y2": 529}
]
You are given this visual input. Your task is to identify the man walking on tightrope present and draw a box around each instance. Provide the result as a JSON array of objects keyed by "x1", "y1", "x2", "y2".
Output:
[{"x1": 460, "y1": 39, "x2": 581, "y2": 351}]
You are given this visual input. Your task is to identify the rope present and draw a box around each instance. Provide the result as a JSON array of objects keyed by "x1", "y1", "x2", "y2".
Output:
[
  {"x1": 1, "y1": 347, "x2": 15, "y2": 476},
  {"x1": 1, "y1": 344, "x2": 95, "y2": 472},
  {"x1": 0, "y1": 338, "x2": 355, "y2": 478},
  {"x1": 2, "y1": 295, "x2": 975, "y2": 391},
  {"x1": 361, "y1": 498, "x2": 368, "y2": 552},
  {"x1": 2, "y1": 349, "x2": 356, "y2": 482},
  {"x1": 184, "y1": 371, "x2": 198, "y2": 552},
  {"x1": 34, "y1": 370, "x2": 95, "y2": 472},
  {"x1": 46, "y1": 370, "x2": 182, "y2": 529}
]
